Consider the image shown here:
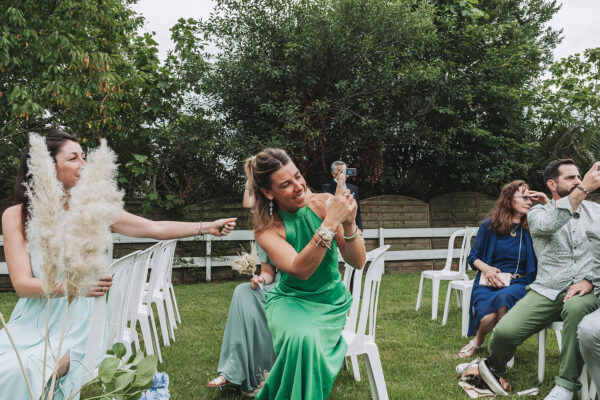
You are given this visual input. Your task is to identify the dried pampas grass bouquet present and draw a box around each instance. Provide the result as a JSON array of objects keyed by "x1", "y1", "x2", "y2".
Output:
[{"x1": 24, "y1": 133, "x2": 124, "y2": 302}]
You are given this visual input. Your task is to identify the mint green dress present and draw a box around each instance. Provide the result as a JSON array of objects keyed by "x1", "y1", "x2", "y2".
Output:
[
  {"x1": 0, "y1": 247, "x2": 95, "y2": 400},
  {"x1": 256, "y1": 206, "x2": 352, "y2": 400},
  {"x1": 217, "y1": 243, "x2": 280, "y2": 393}
]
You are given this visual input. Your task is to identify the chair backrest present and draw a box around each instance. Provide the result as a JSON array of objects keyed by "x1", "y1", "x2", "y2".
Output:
[
  {"x1": 344, "y1": 245, "x2": 390, "y2": 339},
  {"x1": 146, "y1": 240, "x2": 174, "y2": 299},
  {"x1": 440, "y1": 228, "x2": 470, "y2": 273},
  {"x1": 342, "y1": 247, "x2": 378, "y2": 290},
  {"x1": 127, "y1": 243, "x2": 161, "y2": 324},
  {"x1": 162, "y1": 240, "x2": 178, "y2": 285},
  {"x1": 80, "y1": 250, "x2": 139, "y2": 384},
  {"x1": 105, "y1": 251, "x2": 139, "y2": 347},
  {"x1": 457, "y1": 228, "x2": 477, "y2": 275}
]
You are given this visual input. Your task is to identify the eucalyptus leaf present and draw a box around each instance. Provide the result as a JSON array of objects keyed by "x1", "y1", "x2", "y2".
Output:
[
  {"x1": 98, "y1": 357, "x2": 120, "y2": 384},
  {"x1": 132, "y1": 355, "x2": 158, "y2": 387}
]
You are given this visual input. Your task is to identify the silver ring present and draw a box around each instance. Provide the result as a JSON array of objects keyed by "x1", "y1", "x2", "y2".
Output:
[{"x1": 344, "y1": 193, "x2": 350, "y2": 198}]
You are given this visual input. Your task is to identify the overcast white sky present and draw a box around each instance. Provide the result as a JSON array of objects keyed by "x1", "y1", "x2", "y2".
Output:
[{"x1": 131, "y1": 0, "x2": 600, "y2": 62}]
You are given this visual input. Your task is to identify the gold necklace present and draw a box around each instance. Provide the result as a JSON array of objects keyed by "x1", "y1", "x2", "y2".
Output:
[{"x1": 510, "y1": 224, "x2": 520, "y2": 237}]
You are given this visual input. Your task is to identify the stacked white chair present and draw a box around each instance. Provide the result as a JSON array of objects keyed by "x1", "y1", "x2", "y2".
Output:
[
  {"x1": 441, "y1": 227, "x2": 477, "y2": 336},
  {"x1": 538, "y1": 321, "x2": 595, "y2": 399},
  {"x1": 416, "y1": 228, "x2": 473, "y2": 320},
  {"x1": 133, "y1": 243, "x2": 163, "y2": 362},
  {"x1": 342, "y1": 247, "x2": 380, "y2": 381},
  {"x1": 163, "y1": 240, "x2": 182, "y2": 326},
  {"x1": 144, "y1": 240, "x2": 177, "y2": 347},
  {"x1": 81, "y1": 250, "x2": 139, "y2": 383},
  {"x1": 342, "y1": 245, "x2": 390, "y2": 400}
]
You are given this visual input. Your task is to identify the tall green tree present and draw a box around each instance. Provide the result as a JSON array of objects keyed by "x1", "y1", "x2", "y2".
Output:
[{"x1": 188, "y1": 0, "x2": 560, "y2": 199}]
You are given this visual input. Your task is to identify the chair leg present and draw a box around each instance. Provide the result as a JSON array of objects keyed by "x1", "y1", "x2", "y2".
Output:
[
  {"x1": 351, "y1": 355, "x2": 361, "y2": 382},
  {"x1": 580, "y1": 367, "x2": 589, "y2": 400},
  {"x1": 442, "y1": 283, "x2": 452, "y2": 326},
  {"x1": 154, "y1": 299, "x2": 172, "y2": 347},
  {"x1": 169, "y1": 284, "x2": 182, "y2": 324},
  {"x1": 461, "y1": 288, "x2": 470, "y2": 337},
  {"x1": 364, "y1": 343, "x2": 389, "y2": 400},
  {"x1": 148, "y1": 311, "x2": 163, "y2": 363},
  {"x1": 538, "y1": 328, "x2": 546, "y2": 382},
  {"x1": 164, "y1": 293, "x2": 177, "y2": 338},
  {"x1": 432, "y1": 278, "x2": 440, "y2": 320},
  {"x1": 507, "y1": 357, "x2": 514, "y2": 369},
  {"x1": 455, "y1": 289, "x2": 461, "y2": 309},
  {"x1": 139, "y1": 313, "x2": 162, "y2": 363},
  {"x1": 416, "y1": 273, "x2": 425, "y2": 311}
]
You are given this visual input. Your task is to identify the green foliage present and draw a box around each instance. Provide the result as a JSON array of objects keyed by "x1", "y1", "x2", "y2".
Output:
[
  {"x1": 185, "y1": 0, "x2": 560, "y2": 199},
  {"x1": 82, "y1": 342, "x2": 157, "y2": 399},
  {"x1": 535, "y1": 47, "x2": 600, "y2": 171}
]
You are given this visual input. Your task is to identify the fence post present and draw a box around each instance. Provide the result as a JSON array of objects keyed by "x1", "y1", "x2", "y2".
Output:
[
  {"x1": 206, "y1": 238, "x2": 212, "y2": 281},
  {"x1": 378, "y1": 227, "x2": 385, "y2": 248}
]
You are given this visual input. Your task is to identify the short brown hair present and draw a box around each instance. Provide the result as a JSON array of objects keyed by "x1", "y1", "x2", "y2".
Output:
[{"x1": 543, "y1": 159, "x2": 576, "y2": 184}]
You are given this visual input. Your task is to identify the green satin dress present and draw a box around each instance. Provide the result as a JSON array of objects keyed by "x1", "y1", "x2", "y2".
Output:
[{"x1": 256, "y1": 205, "x2": 352, "y2": 400}]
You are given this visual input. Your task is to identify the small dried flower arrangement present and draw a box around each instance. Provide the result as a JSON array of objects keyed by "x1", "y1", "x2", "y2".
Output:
[{"x1": 231, "y1": 242, "x2": 263, "y2": 289}]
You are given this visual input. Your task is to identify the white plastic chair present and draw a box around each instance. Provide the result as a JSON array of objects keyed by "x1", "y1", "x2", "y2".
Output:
[
  {"x1": 416, "y1": 228, "x2": 472, "y2": 320},
  {"x1": 343, "y1": 245, "x2": 390, "y2": 400},
  {"x1": 105, "y1": 251, "x2": 139, "y2": 357},
  {"x1": 442, "y1": 279, "x2": 474, "y2": 337},
  {"x1": 342, "y1": 246, "x2": 386, "y2": 381},
  {"x1": 441, "y1": 228, "x2": 477, "y2": 336},
  {"x1": 144, "y1": 240, "x2": 177, "y2": 347},
  {"x1": 163, "y1": 240, "x2": 181, "y2": 326},
  {"x1": 132, "y1": 243, "x2": 163, "y2": 362},
  {"x1": 538, "y1": 321, "x2": 593, "y2": 399},
  {"x1": 81, "y1": 251, "x2": 139, "y2": 384}
]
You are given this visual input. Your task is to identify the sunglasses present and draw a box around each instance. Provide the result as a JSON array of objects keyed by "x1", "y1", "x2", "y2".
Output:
[{"x1": 514, "y1": 195, "x2": 534, "y2": 201}]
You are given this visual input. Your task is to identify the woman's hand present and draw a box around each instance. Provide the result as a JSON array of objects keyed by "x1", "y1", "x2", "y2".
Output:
[
  {"x1": 527, "y1": 190, "x2": 549, "y2": 205},
  {"x1": 250, "y1": 275, "x2": 264, "y2": 290},
  {"x1": 324, "y1": 175, "x2": 352, "y2": 228},
  {"x1": 205, "y1": 218, "x2": 237, "y2": 236},
  {"x1": 88, "y1": 274, "x2": 112, "y2": 297},
  {"x1": 481, "y1": 265, "x2": 503, "y2": 289}
]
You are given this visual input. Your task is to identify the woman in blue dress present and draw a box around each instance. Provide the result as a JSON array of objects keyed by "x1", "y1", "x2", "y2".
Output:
[
  {"x1": 459, "y1": 180, "x2": 537, "y2": 358},
  {"x1": 0, "y1": 129, "x2": 237, "y2": 400}
]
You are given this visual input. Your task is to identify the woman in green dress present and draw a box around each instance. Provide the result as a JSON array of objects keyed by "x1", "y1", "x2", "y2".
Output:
[{"x1": 245, "y1": 148, "x2": 366, "y2": 399}]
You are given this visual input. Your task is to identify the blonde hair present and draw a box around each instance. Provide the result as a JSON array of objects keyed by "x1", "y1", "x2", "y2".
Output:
[{"x1": 244, "y1": 148, "x2": 291, "y2": 233}]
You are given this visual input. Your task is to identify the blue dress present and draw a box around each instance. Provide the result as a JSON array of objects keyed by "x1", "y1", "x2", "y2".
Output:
[
  {"x1": 467, "y1": 218, "x2": 537, "y2": 336},
  {"x1": 0, "y1": 247, "x2": 95, "y2": 400}
]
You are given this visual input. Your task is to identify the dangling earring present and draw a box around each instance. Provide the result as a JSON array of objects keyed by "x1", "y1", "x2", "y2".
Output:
[{"x1": 269, "y1": 200, "x2": 273, "y2": 216}]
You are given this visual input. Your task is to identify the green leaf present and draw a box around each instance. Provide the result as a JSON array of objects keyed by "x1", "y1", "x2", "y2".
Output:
[
  {"x1": 98, "y1": 357, "x2": 120, "y2": 384},
  {"x1": 112, "y1": 342, "x2": 127, "y2": 359},
  {"x1": 132, "y1": 354, "x2": 158, "y2": 387},
  {"x1": 114, "y1": 370, "x2": 135, "y2": 392}
]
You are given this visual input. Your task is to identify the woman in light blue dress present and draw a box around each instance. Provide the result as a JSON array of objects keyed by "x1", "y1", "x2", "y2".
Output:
[{"x1": 0, "y1": 129, "x2": 238, "y2": 400}]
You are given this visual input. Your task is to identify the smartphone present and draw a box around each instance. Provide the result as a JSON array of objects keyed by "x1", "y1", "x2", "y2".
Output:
[{"x1": 346, "y1": 167, "x2": 357, "y2": 177}]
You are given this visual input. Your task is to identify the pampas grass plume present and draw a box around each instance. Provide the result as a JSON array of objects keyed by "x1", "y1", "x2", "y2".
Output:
[
  {"x1": 62, "y1": 139, "x2": 124, "y2": 302},
  {"x1": 24, "y1": 133, "x2": 66, "y2": 294}
]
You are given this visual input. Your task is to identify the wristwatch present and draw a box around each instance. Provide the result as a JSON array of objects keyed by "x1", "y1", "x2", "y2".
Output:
[{"x1": 583, "y1": 275, "x2": 594, "y2": 284}]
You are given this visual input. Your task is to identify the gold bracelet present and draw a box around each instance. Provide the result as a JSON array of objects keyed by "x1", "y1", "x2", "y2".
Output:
[{"x1": 343, "y1": 226, "x2": 360, "y2": 241}]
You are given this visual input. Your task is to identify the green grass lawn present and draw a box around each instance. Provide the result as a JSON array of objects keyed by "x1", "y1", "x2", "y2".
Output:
[{"x1": 0, "y1": 273, "x2": 562, "y2": 399}]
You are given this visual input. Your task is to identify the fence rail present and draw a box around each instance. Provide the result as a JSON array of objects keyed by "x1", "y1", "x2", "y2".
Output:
[{"x1": 1, "y1": 227, "x2": 478, "y2": 281}]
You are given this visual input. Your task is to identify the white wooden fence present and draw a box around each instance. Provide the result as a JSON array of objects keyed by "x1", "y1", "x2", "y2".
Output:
[{"x1": 1, "y1": 227, "x2": 478, "y2": 281}]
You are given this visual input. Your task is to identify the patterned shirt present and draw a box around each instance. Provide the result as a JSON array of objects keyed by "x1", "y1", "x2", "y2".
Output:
[
  {"x1": 527, "y1": 197, "x2": 600, "y2": 300},
  {"x1": 586, "y1": 222, "x2": 600, "y2": 297}
]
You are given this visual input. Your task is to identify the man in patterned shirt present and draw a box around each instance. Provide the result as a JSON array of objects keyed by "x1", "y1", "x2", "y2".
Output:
[{"x1": 484, "y1": 159, "x2": 600, "y2": 400}]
